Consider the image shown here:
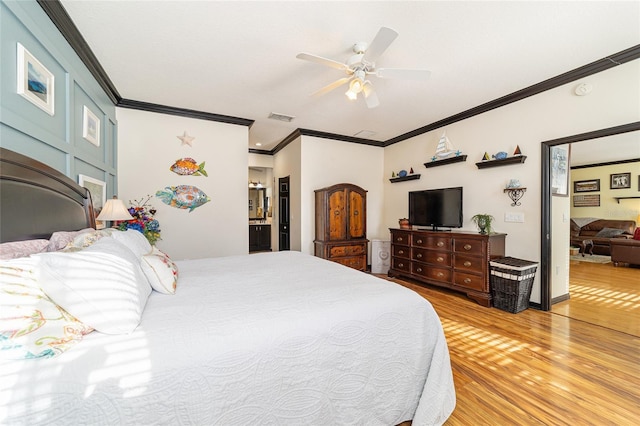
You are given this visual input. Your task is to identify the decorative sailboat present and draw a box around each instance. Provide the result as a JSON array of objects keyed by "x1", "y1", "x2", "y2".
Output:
[{"x1": 431, "y1": 131, "x2": 461, "y2": 161}]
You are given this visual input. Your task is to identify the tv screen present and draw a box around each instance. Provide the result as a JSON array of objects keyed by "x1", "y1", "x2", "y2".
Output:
[{"x1": 408, "y1": 187, "x2": 463, "y2": 230}]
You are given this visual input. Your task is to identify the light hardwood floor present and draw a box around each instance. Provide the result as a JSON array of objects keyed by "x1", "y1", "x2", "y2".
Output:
[
  {"x1": 552, "y1": 260, "x2": 639, "y2": 336},
  {"x1": 383, "y1": 268, "x2": 640, "y2": 425}
]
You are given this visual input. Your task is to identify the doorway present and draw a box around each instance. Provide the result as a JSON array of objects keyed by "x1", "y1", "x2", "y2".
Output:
[
  {"x1": 540, "y1": 121, "x2": 640, "y2": 311},
  {"x1": 278, "y1": 176, "x2": 290, "y2": 251}
]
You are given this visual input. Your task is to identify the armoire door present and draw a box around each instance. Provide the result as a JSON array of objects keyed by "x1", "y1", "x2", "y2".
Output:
[
  {"x1": 348, "y1": 189, "x2": 366, "y2": 239},
  {"x1": 328, "y1": 188, "x2": 346, "y2": 241}
]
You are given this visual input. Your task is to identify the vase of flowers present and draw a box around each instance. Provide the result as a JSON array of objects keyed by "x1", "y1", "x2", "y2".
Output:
[{"x1": 118, "y1": 195, "x2": 161, "y2": 245}]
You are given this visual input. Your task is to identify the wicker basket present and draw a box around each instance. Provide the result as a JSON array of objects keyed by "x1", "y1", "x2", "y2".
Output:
[{"x1": 490, "y1": 257, "x2": 538, "y2": 313}]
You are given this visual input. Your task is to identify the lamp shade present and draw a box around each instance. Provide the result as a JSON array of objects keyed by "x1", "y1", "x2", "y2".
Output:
[{"x1": 96, "y1": 198, "x2": 134, "y2": 221}]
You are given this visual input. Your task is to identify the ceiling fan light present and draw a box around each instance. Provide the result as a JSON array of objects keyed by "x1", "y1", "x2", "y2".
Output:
[
  {"x1": 345, "y1": 89, "x2": 358, "y2": 100},
  {"x1": 349, "y1": 78, "x2": 364, "y2": 94}
]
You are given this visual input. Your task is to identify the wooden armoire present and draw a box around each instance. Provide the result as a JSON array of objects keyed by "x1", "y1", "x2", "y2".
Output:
[{"x1": 314, "y1": 183, "x2": 368, "y2": 271}]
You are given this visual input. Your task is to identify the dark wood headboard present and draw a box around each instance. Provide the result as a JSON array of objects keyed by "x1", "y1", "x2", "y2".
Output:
[{"x1": 0, "y1": 147, "x2": 96, "y2": 243}]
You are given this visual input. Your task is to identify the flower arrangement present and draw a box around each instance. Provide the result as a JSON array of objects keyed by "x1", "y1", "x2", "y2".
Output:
[{"x1": 118, "y1": 195, "x2": 161, "y2": 245}]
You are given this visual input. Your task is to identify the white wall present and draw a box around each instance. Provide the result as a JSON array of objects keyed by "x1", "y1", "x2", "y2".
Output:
[
  {"x1": 300, "y1": 136, "x2": 385, "y2": 256},
  {"x1": 383, "y1": 59, "x2": 640, "y2": 304},
  {"x1": 116, "y1": 108, "x2": 248, "y2": 260}
]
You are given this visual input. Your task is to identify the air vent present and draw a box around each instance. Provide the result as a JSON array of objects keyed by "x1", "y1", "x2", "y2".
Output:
[
  {"x1": 268, "y1": 112, "x2": 295, "y2": 122},
  {"x1": 354, "y1": 130, "x2": 377, "y2": 138}
]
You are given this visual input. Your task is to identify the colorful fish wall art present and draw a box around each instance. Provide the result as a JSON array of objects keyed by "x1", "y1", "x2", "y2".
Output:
[
  {"x1": 156, "y1": 185, "x2": 210, "y2": 212},
  {"x1": 170, "y1": 158, "x2": 208, "y2": 177}
]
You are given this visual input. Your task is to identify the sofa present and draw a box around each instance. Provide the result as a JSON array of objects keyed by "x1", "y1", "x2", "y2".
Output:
[{"x1": 570, "y1": 219, "x2": 636, "y2": 256}]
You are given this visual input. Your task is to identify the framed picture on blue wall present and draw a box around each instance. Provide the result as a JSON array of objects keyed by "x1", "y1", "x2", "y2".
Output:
[
  {"x1": 82, "y1": 106, "x2": 100, "y2": 146},
  {"x1": 16, "y1": 43, "x2": 55, "y2": 116}
]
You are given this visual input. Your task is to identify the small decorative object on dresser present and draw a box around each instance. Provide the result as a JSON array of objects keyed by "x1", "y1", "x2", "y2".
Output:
[
  {"x1": 314, "y1": 183, "x2": 368, "y2": 271},
  {"x1": 399, "y1": 218, "x2": 410, "y2": 229}
]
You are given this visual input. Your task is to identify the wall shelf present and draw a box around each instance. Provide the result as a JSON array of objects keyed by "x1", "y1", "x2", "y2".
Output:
[
  {"x1": 504, "y1": 187, "x2": 527, "y2": 206},
  {"x1": 614, "y1": 196, "x2": 640, "y2": 204},
  {"x1": 423, "y1": 155, "x2": 467, "y2": 168},
  {"x1": 390, "y1": 174, "x2": 421, "y2": 183},
  {"x1": 476, "y1": 155, "x2": 527, "y2": 169}
]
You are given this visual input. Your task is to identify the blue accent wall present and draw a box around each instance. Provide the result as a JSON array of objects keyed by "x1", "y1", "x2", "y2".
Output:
[{"x1": 0, "y1": 0, "x2": 118, "y2": 198}]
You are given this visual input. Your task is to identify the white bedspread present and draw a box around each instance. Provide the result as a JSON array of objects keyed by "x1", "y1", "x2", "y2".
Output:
[{"x1": 1, "y1": 251, "x2": 455, "y2": 425}]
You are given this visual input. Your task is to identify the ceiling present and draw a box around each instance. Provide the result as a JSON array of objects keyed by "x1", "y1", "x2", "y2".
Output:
[{"x1": 59, "y1": 1, "x2": 640, "y2": 155}]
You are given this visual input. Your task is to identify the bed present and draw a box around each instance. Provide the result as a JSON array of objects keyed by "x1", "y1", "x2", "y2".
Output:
[{"x1": 0, "y1": 148, "x2": 455, "y2": 425}]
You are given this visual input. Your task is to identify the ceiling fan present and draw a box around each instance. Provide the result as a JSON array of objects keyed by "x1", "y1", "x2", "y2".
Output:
[{"x1": 296, "y1": 27, "x2": 431, "y2": 108}]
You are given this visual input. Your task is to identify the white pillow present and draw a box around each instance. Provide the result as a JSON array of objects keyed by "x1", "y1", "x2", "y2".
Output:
[
  {"x1": 0, "y1": 257, "x2": 93, "y2": 359},
  {"x1": 35, "y1": 237, "x2": 151, "y2": 334},
  {"x1": 111, "y1": 229, "x2": 152, "y2": 259},
  {"x1": 141, "y1": 247, "x2": 179, "y2": 294}
]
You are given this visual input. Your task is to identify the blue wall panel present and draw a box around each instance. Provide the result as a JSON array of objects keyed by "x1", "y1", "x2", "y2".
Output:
[{"x1": 0, "y1": 0, "x2": 118, "y2": 198}]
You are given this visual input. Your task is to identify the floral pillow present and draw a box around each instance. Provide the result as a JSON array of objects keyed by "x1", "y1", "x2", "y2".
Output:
[
  {"x1": 141, "y1": 247, "x2": 179, "y2": 294},
  {"x1": 0, "y1": 239, "x2": 49, "y2": 260},
  {"x1": 47, "y1": 228, "x2": 94, "y2": 252},
  {"x1": 64, "y1": 228, "x2": 116, "y2": 252},
  {"x1": 0, "y1": 257, "x2": 93, "y2": 359}
]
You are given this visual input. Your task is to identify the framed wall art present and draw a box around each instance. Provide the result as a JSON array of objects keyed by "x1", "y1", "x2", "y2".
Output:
[
  {"x1": 82, "y1": 106, "x2": 100, "y2": 146},
  {"x1": 610, "y1": 172, "x2": 631, "y2": 189},
  {"x1": 16, "y1": 43, "x2": 55, "y2": 115},
  {"x1": 573, "y1": 194, "x2": 600, "y2": 207},
  {"x1": 550, "y1": 145, "x2": 570, "y2": 196},
  {"x1": 573, "y1": 179, "x2": 600, "y2": 193}
]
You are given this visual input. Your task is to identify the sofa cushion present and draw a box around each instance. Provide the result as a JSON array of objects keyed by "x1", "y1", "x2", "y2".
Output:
[
  {"x1": 595, "y1": 228, "x2": 626, "y2": 238},
  {"x1": 580, "y1": 219, "x2": 634, "y2": 236}
]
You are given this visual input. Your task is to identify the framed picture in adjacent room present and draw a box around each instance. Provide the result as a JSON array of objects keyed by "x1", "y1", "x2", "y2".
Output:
[
  {"x1": 573, "y1": 179, "x2": 600, "y2": 193},
  {"x1": 16, "y1": 43, "x2": 55, "y2": 115},
  {"x1": 82, "y1": 106, "x2": 100, "y2": 146},
  {"x1": 550, "y1": 145, "x2": 570, "y2": 196},
  {"x1": 610, "y1": 172, "x2": 631, "y2": 189}
]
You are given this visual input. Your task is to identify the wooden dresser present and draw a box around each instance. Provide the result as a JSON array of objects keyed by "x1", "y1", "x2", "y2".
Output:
[
  {"x1": 388, "y1": 228, "x2": 506, "y2": 306},
  {"x1": 314, "y1": 183, "x2": 368, "y2": 271}
]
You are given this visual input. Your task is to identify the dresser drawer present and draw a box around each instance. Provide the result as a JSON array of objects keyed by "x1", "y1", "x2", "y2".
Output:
[
  {"x1": 454, "y1": 238, "x2": 484, "y2": 254},
  {"x1": 393, "y1": 245, "x2": 410, "y2": 259},
  {"x1": 415, "y1": 235, "x2": 450, "y2": 250},
  {"x1": 332, "y1": 256, "x2": 366, "y2": 271},
  {"x1": 454, "y1": 254, "x2": 485, "y2": 272},
  {"x1": 391, "y1": 230, "x2": 411, "y2": 246},
  {"x1": 329, "y1": 244, "x2": 365, "y2": 258},
  {"x1": 413, "y1": 264, "x2": 451, "y2": 282},
  {"x1": 391, "y1": 257, "x2": 411, "y2": 272},
  {"x1": 454, "y1": 271, "x2": 486, "y2": 292},
  {"x1": 413, "y1": 248, "x2": 451, "y2": 266}
]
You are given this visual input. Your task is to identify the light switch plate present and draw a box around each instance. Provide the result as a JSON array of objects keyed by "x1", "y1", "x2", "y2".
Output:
[{"x1": 504, "y1": 212, "x2": 525, "y2": 223}]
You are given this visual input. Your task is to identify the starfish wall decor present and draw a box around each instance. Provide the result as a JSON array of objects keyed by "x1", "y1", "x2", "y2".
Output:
[{"x1": 177, "y1": 131, "x2": 195, "y2": 147}]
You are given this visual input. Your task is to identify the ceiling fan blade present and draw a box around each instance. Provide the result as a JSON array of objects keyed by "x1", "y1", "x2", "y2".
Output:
[
  {"x1": 296, "y1": 53, "x2": 347, "y2": 70},
  {"x1": 376, "y1": 68, "x2": 432, "y2": 80},
  {"x1": 363, "y1": 83, "x2": 380, "y2": 109},
  {"x1": 362, "y1": 27, "x2": 398, "y2": 63},
  {"x1": 311, "y1": 76, "x2": 352, "y2": 97}
]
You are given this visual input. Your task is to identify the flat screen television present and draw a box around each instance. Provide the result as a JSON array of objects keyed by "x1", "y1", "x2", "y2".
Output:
[{"x1": 408, "y1": 187, "x2": 463, "y2": 231}]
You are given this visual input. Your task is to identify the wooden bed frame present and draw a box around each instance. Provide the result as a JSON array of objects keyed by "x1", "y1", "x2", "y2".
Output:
[{"x1": 0, "y1": 147, "x2": 95, "y2": 243}]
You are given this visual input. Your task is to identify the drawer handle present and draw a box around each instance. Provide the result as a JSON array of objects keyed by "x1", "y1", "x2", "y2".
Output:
[
  {"x1": 416, "y1": 239, "x2": 423, "y2": 244},
  {"x1": 464, "y1": 261, "x2": 472, "y2": 267},
  {"x1": 436, "y1": 256, "x2": 444, "y2": 263},
  {"x1": 398, "y1": 250, "x2": 404, "y2": 255},
  {"x1": 416, "y1": 253, "x2": 422, "y2": 258},
  {"x1": 397, "y1": 237, "x2": 403, "y2": 242},
  {"x1": 398, "y1": 263, "x2": 404, "y2": 268},
  {"x1": 354, "y1": 210, "x2": 359, "y2": 216},
  {"x1": 464, "y1": 278, "x2": 472, "y2": 284},
  {"x1": 437, "y1": 241, "x2": 444, "y2": 247},
  {"x1": 416, "y1": 267, "x2": 422, "y2": 273},
  {"x1": 437, "y1": 272, "x2": 444, "y2": 278},
  {"x1": 334, "y1": 210, "x2": 340, "y2": 216},
  {"x1": 464, "y1": 244, "x2": 472, "y2": 250}
]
